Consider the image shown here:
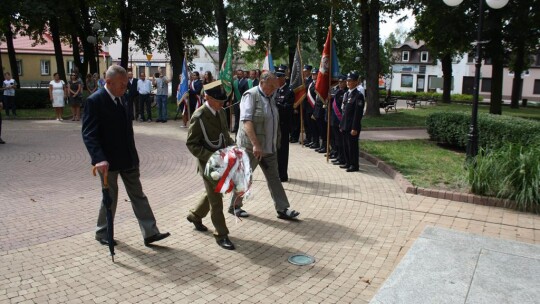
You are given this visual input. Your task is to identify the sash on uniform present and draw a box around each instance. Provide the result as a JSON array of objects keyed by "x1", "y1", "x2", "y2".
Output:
[
  {"x1": 307, "y1": 83, "x2": 316, "y2": 108},
  {"x1": 332, "y1": 97, "x2": 343, "y2": 121}
]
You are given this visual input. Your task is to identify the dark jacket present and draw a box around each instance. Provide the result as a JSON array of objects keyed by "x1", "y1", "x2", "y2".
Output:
[
  {"x1": 339, "y1": 88, "x2": 364, "y2": 132},
  {"x1": 275, "y1": 84, "x2": 295, "y2": 131},
  {"x1": 331, "y1": 87, "x2": 346, "y2": 127},
  {"x1": 82, "y1": 88, "x2": 139, "y2": 171}
]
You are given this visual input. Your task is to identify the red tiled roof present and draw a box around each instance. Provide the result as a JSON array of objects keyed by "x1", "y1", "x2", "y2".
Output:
[{"x1": 0, "y1": 33, "x2": 74, "y2": 55}]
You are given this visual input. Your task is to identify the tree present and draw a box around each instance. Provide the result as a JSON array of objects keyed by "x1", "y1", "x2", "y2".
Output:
[{"x1": 0, "y1": 0, "x2": 21, "y2": 88}]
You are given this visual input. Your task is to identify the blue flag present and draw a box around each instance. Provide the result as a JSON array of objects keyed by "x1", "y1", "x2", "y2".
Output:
[
  {"x1": 331, "y1": 39, "x2": 340, "y2": 82},
  {"x1": 177, "y1": 54, "x2": 189, "y2": 104}
]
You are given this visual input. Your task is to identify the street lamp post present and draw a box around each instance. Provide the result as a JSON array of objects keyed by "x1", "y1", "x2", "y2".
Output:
[
  {"x1": 443, "y1": 0, "x2": 508, "y2": 158},
  {"x1": 86, "y1": 22, "x2": 110, "y2": 75}
]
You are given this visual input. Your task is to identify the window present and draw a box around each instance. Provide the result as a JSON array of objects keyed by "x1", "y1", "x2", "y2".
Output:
[
  {"x1": 420, "y1": 51, "x2": 429, "y2": 62},
  {"x1": 40, "y1": 60, "x2": 50, "y2": 75},
  {"x1": 484, "y1": 57, "x2": 492, "y2": 65},
  {"x1": 535, "y1": 54, "x2": 540, "y2": 66},
  {"x1": 401, "y1": 74, "x2": 413, "y2": 88},
  {"x1": 467, "y1": 53, "x2": 475, "y2": 63},
  {"x1": 481, "y1": 78, "x2": 491, "y2": 92},
  {"x1": 16, "y1": 60, "x2": 22, "y2": 76},
  {"x1": 66, "y1": 60, "x2": 74, "y2": 74},
  {"x1": 402, "y1": 51, "x2": 410, "y2": 62},
  {"x1": 533, "y1": 80, "x2": 540, "y2": 95}
]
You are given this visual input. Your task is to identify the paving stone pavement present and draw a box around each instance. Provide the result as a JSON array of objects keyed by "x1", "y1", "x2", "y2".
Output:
[{"x1": 0, "y1": 120, "x2": 539, "y2": 304}]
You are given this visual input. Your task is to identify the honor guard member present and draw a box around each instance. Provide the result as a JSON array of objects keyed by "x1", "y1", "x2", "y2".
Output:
[
  {"x1": 298, "y1": 65, "x2": 313, "y2": 145},
  {"x1": 331, "y1": 75, "x2": 347, "y2": 166},
  {"x1": 305, "y1": 68, "x2": 320, "y2": 149},
  {"x1": 188, "y1": 72, "x2": 203, "y2": 115},
  {"x1": 186, "y1": 80, "x2": 236, "y2": 250},
  {"x1": 339, "y1": 72, "x2": 365, "y2": 172},
  {"x1": 275, "y1": 65, "x2": 295, "y2": 182}
]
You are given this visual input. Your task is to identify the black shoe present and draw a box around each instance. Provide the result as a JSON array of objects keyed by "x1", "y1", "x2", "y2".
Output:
[
  {"x1": 339, "y1": 164, "x2": 350, "y2": 169},
  {"x1": 310, "y1": 145, "x2": 320, "y2": 149},
  {"x1": 187, "y1": 216, "x2": 208, "y2": 232},
  {"x1": 280, "y1": 177, "x2": 288, "y2": 182},
  {"x1": 155, "y1": 119, "x2": 162, "y2": 123},
  {"x1": 318, "y1": 148, "x2": 327, "y2": 154},
  {"x1": 277, "y1": 208, "x2": 300, "y2": 220},
  {"x1": 331, "y1": 159, "x2": 341, "y2": 164},
  {"x1": 346, "y1": 166, "x2": 359, "y2": 172},
  {"x1": 0, "y1": 138, "x2": 5, "y2": 144},
  {"x1": 144, "y1": 232, "x2": 171, "y2": 246},
  {"x1": 290, "y1": 139, "x2": 298, "y2": 143},
  {"x1": 228, "y1": 208, "x2": 249, "y2": 217},
  {"x1": 161, "y1": 120, "x2": 167, "y2": 123},
  {"x1": 97, "y1": 238, "x2": 117, "y2": 246},
  {"x1": 216, "y1": 237, "x2": 235, "y2": 250}
]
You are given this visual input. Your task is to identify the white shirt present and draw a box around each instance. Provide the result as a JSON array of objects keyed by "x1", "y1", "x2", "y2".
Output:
[
  {"x1": 104, "y1": 85, "x2": 120, "y2": 105},
  {"x1": 357, "y1": 83, "x2": 365, "y2": 97},
  {"x1": 137, "y1": 79, "x2": 152, "y2": 94}
]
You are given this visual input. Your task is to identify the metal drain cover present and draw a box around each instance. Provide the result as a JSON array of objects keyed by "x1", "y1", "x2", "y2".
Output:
[{"x1": 288, "y1": 254, "x2": 315, "y2": 266}]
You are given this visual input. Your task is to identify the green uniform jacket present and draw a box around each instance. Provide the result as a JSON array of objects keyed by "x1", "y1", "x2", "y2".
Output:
[{"x1": 186, "y1": 104, "x2": 235, "y2": 174}]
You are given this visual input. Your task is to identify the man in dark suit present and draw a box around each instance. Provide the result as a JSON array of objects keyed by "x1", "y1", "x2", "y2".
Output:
[
  {"x1": 305, "y1": 68, "x2": 320, "y2": 149},
  {"x1": 126, "y1": 71, "x2": 139, "y2": 121},
  {"x1": 275, "y1": 66, "x2": 295, "y2": 182},
  {"x1": 232, "y1": 69, "x2": 248, "y2": 133},
  {"x1": 82, "y1": 65, "x2": 170, "y2": 247},
  {"x1": 188, "y1": 71, "x2": 203, "y2": 116},
  {"x1": 339, "y1": 71, "x2": 365, "y2": 173}
]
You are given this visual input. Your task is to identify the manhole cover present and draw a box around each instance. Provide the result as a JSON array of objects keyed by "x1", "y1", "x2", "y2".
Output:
[{"x1": 288, "y1": 254, "x2": 315, "y2": 266}]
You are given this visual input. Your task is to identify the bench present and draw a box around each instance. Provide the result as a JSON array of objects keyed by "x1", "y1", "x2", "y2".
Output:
[
  {"x1": 406, "y1": 95, "x2": 418, "y2": 109},
  {"x1": 38, "y1": 81, "x2": 50, "y2": 88},
  {"x1": 380, "y1": 96, "x2": 398, "y2": 113}
]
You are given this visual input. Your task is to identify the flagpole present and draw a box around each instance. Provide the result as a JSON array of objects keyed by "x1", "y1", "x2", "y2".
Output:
[
  {"x1": 326, "y1": 11, "x2": 333, "y2": 163},
  {"x1": 297, "y1": 35, "x2": 305, "y2": 147}
]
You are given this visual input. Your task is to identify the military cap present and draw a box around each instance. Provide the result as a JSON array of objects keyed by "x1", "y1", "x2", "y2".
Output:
[
  {"x1": 312, "y1": 68, "x2": 319, "y2": 74},
  {"x1": 346, "y1": 71, "x2": 359, "y2": 81},
  {"x1": 203, "y1": 80, "x2": 228, "y2": 102},
  {"x1": 338, "y1": 74, "x2": 347, "y2": 81},
  {"x1": 303, "y1": 64, "x2": 313, "y2": 71},
  {"x1": 275, "y1": 65, "x2": 287, "y2": 77}
]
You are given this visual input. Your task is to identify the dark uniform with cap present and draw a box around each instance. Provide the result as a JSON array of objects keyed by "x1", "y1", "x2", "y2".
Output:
[
  {"x1": 339, "y1": 72, "x2": 365, "y2": 172},
  {"x1": 299, "y1": 65, "x2": 313, "y2": 145},
  {"x1": 331, "y1": 75, "x2": 347, "y2": 165},
  {"x1": 306, "y1": 68, "x2": 319, "y2": 148},
  {"x1": 275, "y1": 65, "x2": 295, "y2": 182},
  {"x1": 186, "y1": 80, "x2": 236, "y2": 250}
]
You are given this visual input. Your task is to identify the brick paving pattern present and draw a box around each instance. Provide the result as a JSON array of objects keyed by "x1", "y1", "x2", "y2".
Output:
[{"x1": 0, "y1": 120, "x2": 539, "y2": 304}]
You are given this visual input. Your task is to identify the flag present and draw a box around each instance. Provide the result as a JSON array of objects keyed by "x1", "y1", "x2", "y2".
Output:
[
  {"x1": 290, "y1": 39, "x2": 306, "y2": 108},
  {"x1": 262, "y1": 43, "x2": 275, "y2": 73},
  {"x1": 315, "y1": 24, "x2": 339, "y2": 102},
  {"x1": 177, "y1": 54, "x2": 189, "y2": 105},
  {"x1": 219, "y1": 40, "x2": 234, "y2": 97}
]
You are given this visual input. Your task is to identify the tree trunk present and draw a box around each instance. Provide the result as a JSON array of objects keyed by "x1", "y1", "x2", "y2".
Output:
[
  {"x1": 441, "y1": 53, "x2": 452, "y2": 103},
  {"x1": 71, "y1": 32, "x2": 84, "y2": 80},
  {"x1": 50, "y1": 17, "x2": 67, "y2": 82},
  {"x1": 165, "y1": 20, "x2": 184, "y2": 101},
  {"x1": 360, "y1": 0, "x2": 370, "y2": 74},
  {"x1": 119, "y1": 0, "x2": 132, "y2": 69},
  {"x1": 288, "y1": 42, "x2": 295, "y2": 72},
  {"x1": 488, "y1": 10, "x2": 503, "y2": 115},
  {"x1": 364, "y1": 0, "x2": 380, "y2": 117},
  {"x1": 214, "y1": 0, "x2": 227, "y2": 67},
  {"x1": 78, "y1": 0, "x2": 97, "y2": 74},
  {"x1": 0, "y1": 42, "x2": 4, "y2": 78},
  {"x1": 510, "y1": 42, "x2": 524, "y2": 109},
  {"x1": 5, "y1": 22, "x2": 20, "y2": 88}
]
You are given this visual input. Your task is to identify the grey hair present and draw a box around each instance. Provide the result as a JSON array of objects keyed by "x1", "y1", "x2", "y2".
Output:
[
  {"x1": 259, "y1": 71, "x2": 276, "y2": 83},
  {"x1": 105, "y1": 65, "x2": 127, "y2": 79}
]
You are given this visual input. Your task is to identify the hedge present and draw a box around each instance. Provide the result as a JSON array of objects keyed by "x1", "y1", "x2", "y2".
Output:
[
  {"x1": 381, "y1": 90, "x2": 480, "y2": 102},
  {"x1": 426, "y1": 111, "x2": 540, "y2": 150},
  {"x1": 12, "y1": 89, "x2": 93, "y2": 109}
]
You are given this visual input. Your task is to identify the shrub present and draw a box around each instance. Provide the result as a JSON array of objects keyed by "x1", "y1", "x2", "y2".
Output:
[
  {"x1": 15, "y1": 89, "x2": 50, "y2": 109},
  {"x1": 468, "y1": 144, "x2": 540, "y2": 211},
  {"x1": 426, "y1": 111, "x2": 540, "y2": 150},
  {"x1": 383, "y1": 90, "x2": 480, "y2": 102}
]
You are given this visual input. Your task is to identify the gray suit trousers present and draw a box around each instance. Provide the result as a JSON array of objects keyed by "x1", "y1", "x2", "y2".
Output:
[
  {"x1": 230, "y1": 152, "x2": 290, "y2": 212},
  {"x1": 96, "y1": 167, "x2": 160, "y2": 240}
]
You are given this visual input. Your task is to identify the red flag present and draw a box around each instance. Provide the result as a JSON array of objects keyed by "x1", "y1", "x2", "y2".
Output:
[{"x1": 315, "y1": 25, "x2": 332, "y2": 102}]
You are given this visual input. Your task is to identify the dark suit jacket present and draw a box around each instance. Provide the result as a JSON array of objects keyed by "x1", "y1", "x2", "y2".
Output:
[
  {"x1": 339, "y1": 88, "x2": 364, "y2": 133},
  {"x1": 276, "y1": 84, "x2": 295, "y2": 132},
  {"x1": 82, "y1": 89, "x2": 139, "y2": 171},
  {"x1": 125, "y1": 78, "x2": 139, "y2": 120}
]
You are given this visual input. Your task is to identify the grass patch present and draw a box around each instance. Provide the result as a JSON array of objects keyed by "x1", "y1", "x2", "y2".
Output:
[
  {"x1": 363, "y1": 103, "x2": 540, "y2": 128},
  {"x1": 361, "y1": 139, "x2": 469, "y2": 191}
]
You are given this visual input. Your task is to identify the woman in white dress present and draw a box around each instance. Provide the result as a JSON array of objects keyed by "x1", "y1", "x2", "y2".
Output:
[{"x1": 49, "y1": 73, "x2": 67, "y2": 121}]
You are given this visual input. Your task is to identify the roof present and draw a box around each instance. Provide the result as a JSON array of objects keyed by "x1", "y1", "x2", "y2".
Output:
[
  {"x1": 241, "y1": 38, "x2": 256, "y2": 47},
  {"x1": 395, "y1": 40, "x2": 426, "y2": 50},
  {"x1": 0, "y1": 33, "x2": 74, "y2": 55}
]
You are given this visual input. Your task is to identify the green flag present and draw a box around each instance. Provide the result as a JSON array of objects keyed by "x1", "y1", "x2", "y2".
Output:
[{"x1": 219, "y1": 40, "x2": 233, "y2": 97}]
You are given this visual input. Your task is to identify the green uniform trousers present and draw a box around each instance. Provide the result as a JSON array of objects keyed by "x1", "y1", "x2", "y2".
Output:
[{"x1": 188, "y1": 177, "x2": 229, "y2": 238}]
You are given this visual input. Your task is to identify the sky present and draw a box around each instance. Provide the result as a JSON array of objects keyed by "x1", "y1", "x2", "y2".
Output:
[{"x1": 202, "y1": 9, "x2": 415, "y2": 46}]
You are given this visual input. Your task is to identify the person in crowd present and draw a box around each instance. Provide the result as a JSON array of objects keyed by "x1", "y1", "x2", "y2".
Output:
[
  {"x1": 247, "y1": 70, "x2": 258, "y2": 89},
  {"x1": 68, "y1": 73, "x2": 83, "y2": 121},
  {"x1": 275, "y1": 66, "x2": 294, "y2": 182},
  {"x1": 126, "y1": 71, "x2": 139, "y2": 121},
  {"x1": 49, "y1": 73, "x2": 67, "y2": 121},
  {"x1": 86, "y1": 73, "x2": 97, "y2": 95},
  {"x1": 152, "y1": 67, "x2": 169, "y2": 123},
  {"x1": 97, "y1": 72, "x2": 106, "y2": 90},
  {"x1": 339, "y1": 71, "x2": 365, "y2": 173},
  {"x1": 82, "y1": 65, "x2": 170, "y2": 247},
  {"x1": 188, "y1": 71, "x2": 203, "y2": 114},
  {"x1": 137, "y1": 72, "x2": 152, "y2": 122},
  {"x1": 202, "y1": 71, "x2": 214, "y2": 85},
  {"x1": 330, "y1": 75, "x2": 347, "y2": 166},
  {"x1": 0, "y1": 97, "x2": 4, "y2": 144},
  {"x1": 2, "y1": 72, "x2": 17, "y2": 116},
  {"x1": 232, "y1": 69, "x2": 248, "y2": 133},
  {"x1": 185, "y1": 80, "x2": 236, "y2": 250},
  {"x1": 229, "y1": 71, "x2": 300, "y2": 220},
  {"x1": 305, "y1": 68, "x2": 319, "y2": 149}
]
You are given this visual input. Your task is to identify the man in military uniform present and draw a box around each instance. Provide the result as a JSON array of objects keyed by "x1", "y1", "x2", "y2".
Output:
[
  {"x1": 339, "y1": 72, "x2": 365, "y2": 172},
  {"x1": 331, "y1": 75, "x2": 347, "y2": 166},
  {"x1": 306, "y1": 68, "x2": 320, "y2": 149},
  {"x1": 275, "y1": 66, "x2": 295, "y2": 182},
  {"x1": 297, "y1": 65, "x2": 312, "y2": 145},
  {"x1": 186, "y1": 80, "x2": 236, "y2": 250}
]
